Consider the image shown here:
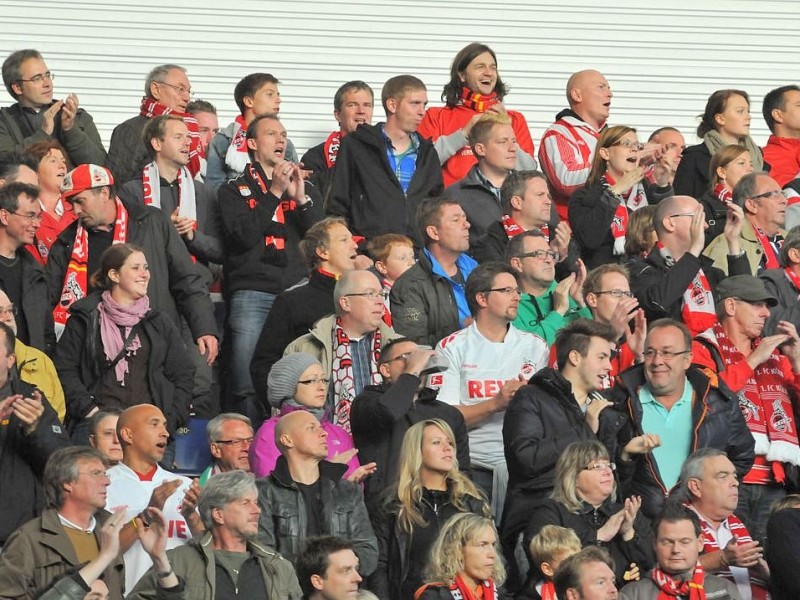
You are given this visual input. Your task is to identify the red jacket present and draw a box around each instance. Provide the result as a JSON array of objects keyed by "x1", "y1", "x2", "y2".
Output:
[
  {"x1": 418, "y1": 104, "x2": 535, "y2": 187},
  {"x1": 762, "y1": 135, "x2": 800, "y2": 188}
]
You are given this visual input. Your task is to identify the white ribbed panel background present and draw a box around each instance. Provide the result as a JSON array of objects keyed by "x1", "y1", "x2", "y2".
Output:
[{"x1": 1, "y1": 0, "x2": 798, "y2": 155}]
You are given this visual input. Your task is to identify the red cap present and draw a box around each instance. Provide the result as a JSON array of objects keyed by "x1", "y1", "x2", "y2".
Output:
[{"x1": 61, "y1": 164, "x2": 114, "y2": 199}]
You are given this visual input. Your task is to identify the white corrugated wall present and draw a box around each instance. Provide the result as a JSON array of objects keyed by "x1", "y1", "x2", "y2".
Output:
[{"x1": 1, "y1": 0, "x2": 798, "y2": 155}]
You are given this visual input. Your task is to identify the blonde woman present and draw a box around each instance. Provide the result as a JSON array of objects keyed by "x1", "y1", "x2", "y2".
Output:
[
  {"x1": 416, "y1": 513, "x2": 505, "y2": 600},
  {"x1": 524, "y1": 440, "x2": 653, "y2": 586},
  {"x1": 371, "y1": 419, "x2": 488, "y2": 600}
]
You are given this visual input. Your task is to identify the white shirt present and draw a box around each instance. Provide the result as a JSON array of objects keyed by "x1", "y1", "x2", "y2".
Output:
[
  {"x1": 432, "y1": 323, "x2": 548, "y2": 468},
  {"x1": 105, "y1": 462, "x2": 192, "y2": 594},
  {"x1": 707, "y1": 517, "x2": 753, "y2": 600}
]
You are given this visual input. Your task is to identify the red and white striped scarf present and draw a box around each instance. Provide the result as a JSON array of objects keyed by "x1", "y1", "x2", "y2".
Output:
[
  {"x1": 651, "y1": 562, "x2": 706, "y2": 599},
  {"x1": 324, "y1": 130, "x2": 342, "y2": 168},
  {"x1": 658, "y1": 242, "x2": 716, "y2": 335},
  {"x1": 601, "y1": 173, "x2": 647, "y2": 255},
  {"x1": 53, "y1": 197, "x2": 129, "y2": 338},
  {"x1": 240, "y1": 163, "x2": 295, "y2": 252},
  {"x1": 139, "y1": 97, "x2": 202, "y2": 177},
  {"x1": 501, "y1": 214, "x2": 549, "y2": 241},
  {"x1": 330, "y1": 316, "x2": 382, "y2": 433},
  {"x1": 225, "y1": 115, "x2": 250, "y2": 176},
  {"x1": 703, "y1": 322, "x2": 800, "y2": 472},
  {"x1": 691, "y1": 507, "x2": 769, "y2": 600},
  {"x1": 713, "y1": 183, "x2": 734, "y2": 208},
  {"x1": 752, "y1": 225, "x2": 781, "y2": 270}
]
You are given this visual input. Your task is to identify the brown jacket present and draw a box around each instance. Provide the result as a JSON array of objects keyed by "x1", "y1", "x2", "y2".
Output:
[{"x1": 0, "y1": 508, "x2": 125, "y2": 600}]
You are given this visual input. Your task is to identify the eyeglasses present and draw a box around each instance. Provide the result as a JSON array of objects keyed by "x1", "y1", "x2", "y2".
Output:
[
  {"x1": 642, "y1": 349, "x2": 691, "y2": 360},
  {"x1": 612, "y1": 140, "x2": 645, "y2": 151},
  {"x1": 18, "y1": 71, "x2": 54, "y2": 84},
  {"x1": 78, "y1": 469, "x2": 110, "y2": 479},
  {"x1": 8, "y1": 211, "x2": 43, "y2": 223},
  {"x1": 156, "y1": 80, "x2": 194, "y2": 98},
  {"x1": 345, "y1": 291, "x2": 389, "y2": 300},
  {"x1": 515, "y1": 250, "x2": 560, "y2": 261},
  {"x1": 213, "y1": 437, "x2": 254, "y2": 447},
  {"x1": 669, "y1": 213, "x2": 697, "y2": 219},
  {"x1": 0, "y1": 305, "x2": 17, "y2": 316},
  {"x1": 594, "y1": 289, "x2": 634, "y2": 298},
  {"x1": 584, "y1": 462, "x2": 616, "y2": 472},
  {"x1": 750, "y1": 189, "x2": 787, "y2": 201},
  {"x1": 380, "y1": 352, "x2": 412, "y2": 365},
  {"x1": 297, "y1": 377, "x2": 330, "y2": 386},
  {"x1": 485, "y1": 287, "x2": 523, "y2": 296}
]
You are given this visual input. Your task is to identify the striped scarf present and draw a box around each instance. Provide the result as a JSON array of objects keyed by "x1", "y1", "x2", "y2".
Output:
[
  {"x1": 239, "y1": 163, "x2": 295, "y2": 256},
  {"x1": 658, "y1": 242, "x2": 716, "y2": 336},
  {"x1": 139, "y1": 97, "x2": 203, "y2": 177},
  {"x1": 651, "y1": 563, "x2": 706, "y2": 599},
  {"x1": 225, "y1": 115, "x2": 250, "y2": 177},
  {"x1": 601, "y1": 173, "x2": 647, "y2": 255},
  {"x1": 460, "y1": 86, "x2": 499, "y2": 113},
  {"x1": 501, "y1": 214, "x2": 550, "y2": 242}
]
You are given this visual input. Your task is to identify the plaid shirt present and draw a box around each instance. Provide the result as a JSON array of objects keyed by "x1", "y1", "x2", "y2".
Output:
[{"x1": 383, "y1": 126, "x2": 420, "y2": 195}]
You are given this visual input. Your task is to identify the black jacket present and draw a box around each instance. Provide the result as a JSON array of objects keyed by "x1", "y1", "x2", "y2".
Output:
[
  {"x1": 106, "y1": 115, "x2": 151, "y2": 184},
  {"x1": 46, "y1": 199, "x2": 218, "y2": 342},
  {"x1": 444, "y1": 164, "x2": 503, "y2": 249},
  {"x1": 300, "y1": 141, "x2": 336, "y2": 205},
  {"x1": 328, "y1": 123, "x2": 443, "y2": 246},
  {"x1": 256, "y1": 456, "x2": 378, "y2": 575},
  {"x1": 759, "y1": 268, "x2": 800, "y2": 336},
  {"x1": 371, "y1": 490, "x2": 487, "y2": 600},
  {"x1": 218, "y1": 162, "x2": 323, "y2": 295},
  {"x1": 504, "y1": 368, "x2": 625, "y2": 498},
  {"x1": 5, "y1": 248, "x2": 56, "y2": 355},
  {"x1": 569, "y1": 180, "x2": 673, "y2": 270},
  {"x1": 766, "y1": 507, "x2": 800, "y2": 600},
  {"x1": 673, "y1": 143, "x2": 712, "y2": 199},
  {"x1": 54, "y1": 292, "x2": 195, "y2": 433},
  {"x1": 390, "y1": 250, "x2": 468, "y2": 348},
  {"x1": 628, "y1": 249, "x2": 750, "y2": 325},
  {"x1": 0, "y1": 378, "x2": 67, "y2": 544},
  {"x1": 698, "y1": 189, "x2": 728, "y2": 249},
  {"x1": 351, "y1": 377, "x2": 471, "y2": 512},
  {"x1": 524, "y1": 498, "x2": 655, "y2": 584},
  {"x1": 607, "y1": 364, "x2": 755, "y2": 519},
  {"x1": 250, "y1": 270, "x2": 337, "y2": 410}
]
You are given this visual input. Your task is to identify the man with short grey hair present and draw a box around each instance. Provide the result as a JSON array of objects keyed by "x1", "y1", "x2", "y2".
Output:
[
  {"x1": 0, "y1": 49, "x2": 106, "y2": 165},
  {"x1": 284, "y1": 269, "x2": 398, "y2": 431},
  {"x1": 128, "y1": 470, "x2": 302, "y2": 599},
  {"x1": 199, "y1": 413, "x2": 254, "y2": 485},
  {"x1": 107, "y1": 64, "x2": 203, "y2": 184}
]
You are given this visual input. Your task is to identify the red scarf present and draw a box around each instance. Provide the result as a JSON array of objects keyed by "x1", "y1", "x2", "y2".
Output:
[
  {"x1": 414, "y1": 575, "x2": 497, "y2": 600},
  {"x1": 785, "y1": 267, "x2": 800, "y2": 300},
  {"x1": 658, "y1": 242, "x2": 716, "y2": 335},
  {"x1": 459, "y1": 86, "x2": 499, "y2": 113},
  {"x1": 539, "y1": 581, "x2": 556, "y2": 600},
  {"x1": 713, "y1": 183, "x2": 734, "y2": 208},
  {"x1": 703, "y1": 322, "x2": 800, "y2": 481},
  {"x1": 53, "y1": 198, "x2": 129, "y2": 337},
  {"x1": 139, "y1": 97, "x2": 203, "y2": 177},
  {"x1": 691, "y1": 506, "x2": 769, "y2": 600},
  {"x1": 231, "y1": 114, "x2": 248, "y2": 153},
  {"x1": 752, "y1": 225, "x2": 781, "y2": 269},
  {"x1": 324, "y1": 131, "x2": 342, "y2": 168},
  {"x1": 651, "y1": 563, "x2": 706, "y2": 599},
  {"x1": 241, "y1": 163, "x2": 295, "y2": 251},
  {"x1": 331, "y1": 316, "x2": 383, "y2": 433},
  {"x1": 601, "y1": 173, "x2": 646, "y2": 255},
  {"x1": 501, "y1": 214, "x2": 550, "y2": 242},
  {"x1": 381, "y1": 278, "x2": 393, "y2": 327}
]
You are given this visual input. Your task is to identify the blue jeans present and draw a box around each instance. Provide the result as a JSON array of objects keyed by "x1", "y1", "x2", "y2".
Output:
[
  {"x1": 226, "y1": 290, "x2": 275, "y2": 421},
  {"x1": 737, "y1": 482, "x2": 786, "y2": 544}
]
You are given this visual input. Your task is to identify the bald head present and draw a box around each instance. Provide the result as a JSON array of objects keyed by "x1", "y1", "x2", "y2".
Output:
[
  {"x1": 566, "y1": 70, "x2": 612, "y2": 129},
  {"x1": 654, "y1": 195, "x2": 700, "y2": 237},
  {"x1": 275, "y1": 410, "x2": 314, "y2": 451},
  {"x1": 274, "y1": 410, "x2": 327, "y2": 461},
  {"x1": 117, "y1": 404, "x2": 169, "y2": 467}
]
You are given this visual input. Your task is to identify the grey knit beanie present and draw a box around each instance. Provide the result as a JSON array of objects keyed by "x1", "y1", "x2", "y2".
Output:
[{"x1": 267, "y1": 352, "x2": 321, "y2": 408}]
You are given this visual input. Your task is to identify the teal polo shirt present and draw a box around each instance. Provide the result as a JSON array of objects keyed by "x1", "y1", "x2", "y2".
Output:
[{"x1": 639, "y1": 378, "x2": 693, "y2": 490}]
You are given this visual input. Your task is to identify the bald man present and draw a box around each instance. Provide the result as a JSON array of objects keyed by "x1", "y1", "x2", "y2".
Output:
[
  {"x1": 256, "y1": 411, "x2": 378, "y2": 574},
  {"x1": 105, "y1": 405, "x2": 202, "y2": 594},
  {"x1": 628, "y1": 194, "x2": 750, "y2": 334},
  {"x1": 538, "y1": 69, "x2": 613, "y2": 221}
]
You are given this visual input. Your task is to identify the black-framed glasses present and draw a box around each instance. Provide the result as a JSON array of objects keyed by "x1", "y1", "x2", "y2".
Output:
[
  {"x1": 18, "y1": 71, "x2": 54, "y2": 84},
  {"x1": 583, "y1": 462, "x2": 616, "y2": 472},
  {"x1": 213, "y1": 437, "x2": 254, "y2": 447},
  {"x1": 594, "y1": 289, "x2": 634, "y2": 298},
  {"x1": 750, "y1": 189, "x2": 787, "y2": 201},
  {"x1": 345, "y1": 291, "x2": 389, "y2": 300},
  {"x1": 298, "y1": 377, "x2": 330, "y2": 386},
  {"x1": 516, "y1": 250, "x2": 559, "y2": 261},
  {"x1": 642, "y1": 349, "x2": 691, "y2": 361},
  {"x1": 155, "y1": 80, "x2": 194, "y2": 98},
  {"x1": 485, "y1": 287, "x2": 523, "y2": 296}
]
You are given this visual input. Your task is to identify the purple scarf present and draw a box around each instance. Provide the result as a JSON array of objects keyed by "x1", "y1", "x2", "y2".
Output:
[{"x1": 98, "y1": 290, "x2": 150, "y2": 385}]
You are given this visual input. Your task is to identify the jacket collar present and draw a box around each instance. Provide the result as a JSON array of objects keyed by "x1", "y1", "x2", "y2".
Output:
[{"x1": 270, "y1": 454, "x2": 347, "y2": 488}]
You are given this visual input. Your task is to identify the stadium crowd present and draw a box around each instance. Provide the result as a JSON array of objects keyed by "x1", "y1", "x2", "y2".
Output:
[{"x1": 1, "y1": 41, "x2": 800, "y2": 600}]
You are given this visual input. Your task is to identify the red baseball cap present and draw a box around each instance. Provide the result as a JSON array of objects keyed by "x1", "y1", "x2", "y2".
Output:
[{"x1": 61, "y1": 164, "x2": 115, "y2": 200}]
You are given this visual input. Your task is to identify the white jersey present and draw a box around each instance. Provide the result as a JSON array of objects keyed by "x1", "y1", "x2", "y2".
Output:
[
  {"x1": 432, "y1": 323, "x2": 548, "y2": 468},
  {"x1": 106, "y1": 463, "x2": 192, "y2": 594}
]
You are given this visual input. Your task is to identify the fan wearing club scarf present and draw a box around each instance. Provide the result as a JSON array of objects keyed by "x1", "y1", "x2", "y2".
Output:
[
  {"x1": 698, "y1": 146, "x2": 754, "y2": 250},
  {"x1": 106, "y1": 64, "x2": 203, "y2": 186},
  {"x1": 629, "y1": 195, "x2": 749, "y2": 337},
  {"x1": 619, "y1": 503, "x2": 741, "y2": 600},
  {"x1": 206, "y1": 72, "x2": 299, "y2": 191},
  {"x1": 418, "y1": 42, "x2": 536, "y2": 188},
  {"x1": 569, "y1": 126, "x2": 673, "y2": 271}
]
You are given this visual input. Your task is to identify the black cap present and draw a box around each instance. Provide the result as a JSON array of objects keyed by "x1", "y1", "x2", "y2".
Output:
[{"x1": 715, "y1": 275, "x2": 778, "y2": 307}]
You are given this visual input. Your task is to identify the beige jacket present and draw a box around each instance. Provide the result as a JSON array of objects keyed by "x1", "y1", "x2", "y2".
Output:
[{"x1": 703, "y1": 217, "x2": 784, "y2": 275}]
